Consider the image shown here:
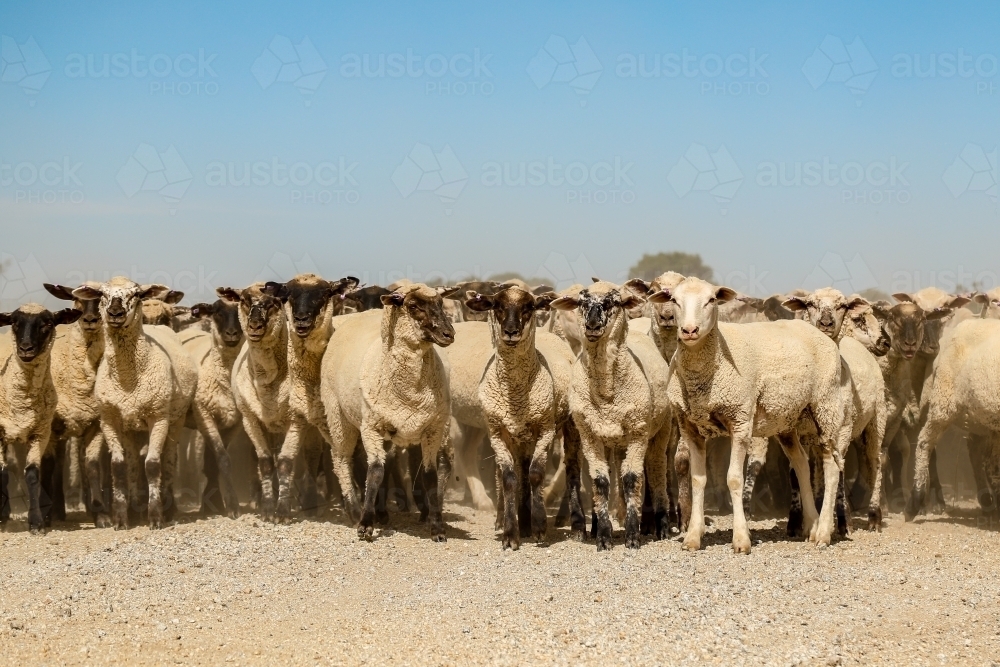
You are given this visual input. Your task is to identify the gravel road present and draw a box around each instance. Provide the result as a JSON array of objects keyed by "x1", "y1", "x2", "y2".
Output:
[{"x1": 2, "y1": 501, "x2": 999, "y2": 665}]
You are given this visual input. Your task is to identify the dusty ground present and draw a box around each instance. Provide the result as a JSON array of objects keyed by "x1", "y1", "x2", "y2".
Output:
[{"x1": 2, "y1": 500, "x2": 999, "y2": 666}]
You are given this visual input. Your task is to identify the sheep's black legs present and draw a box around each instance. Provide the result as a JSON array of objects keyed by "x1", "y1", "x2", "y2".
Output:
[
  {"x1": 0, "y1": 465, "x2": 9, "y2": 525},
  {"x1": 358, "y1": 451, "x2": 385, "y2": 541},
  {"x1": 25, "y1": 463, "x2": 44, "y2": 534}
]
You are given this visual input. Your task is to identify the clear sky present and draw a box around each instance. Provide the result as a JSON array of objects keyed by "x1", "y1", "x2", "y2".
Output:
[{"x1": 2, "y1": 0, "x2": 999, "y2": 307}]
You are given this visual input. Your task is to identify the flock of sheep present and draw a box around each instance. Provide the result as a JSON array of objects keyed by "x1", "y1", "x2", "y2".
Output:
[{"x1": 1, "y1": 269, "x2": 999, "y2": 555}]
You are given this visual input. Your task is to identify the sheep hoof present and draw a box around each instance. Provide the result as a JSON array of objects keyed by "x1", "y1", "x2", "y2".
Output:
[
  {"x1": 533, "y1": 533, "x2": 548, "y2": 546},
  {"x1": 732, "y1": 534, "x2": 751, "y2": 555},
  {"x1": 94, "y1": 513, "x2": 113, "y2": 529},
  {"x1": 681, "y1": 535, "x2": 701, "y2": 551},
  {"x1": 625, "y1": 534, "x2": 641, "y2": 550},
  {"x1": 904, "y1": 490, "x2": 924, "y2": 522},
  {"x1": 358, "y1": 525, "x2": 375, "y2": 541},
  {"x1": 867, "y1": 507, "x2": 882, "y2": 532},
  {"x1": 569, "y1": 528, "x2": 586, "y2": 542},
  {"x1": 595, "y1": 535, "x2": 612, "y2": 552},
  {"x1": 501, "y1": 535, "x2": 520, "y2": 550},
  {"x1": 431, "y1": 532, "x2": 447, "y2": 543},
  {"x1": 29, "y1": 523, "x2": 44, "y2": 536}
]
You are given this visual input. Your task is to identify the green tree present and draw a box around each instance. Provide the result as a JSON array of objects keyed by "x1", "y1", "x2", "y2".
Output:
[{"x1": 628, "y1": 252, "x2": 713, "y2": 282}]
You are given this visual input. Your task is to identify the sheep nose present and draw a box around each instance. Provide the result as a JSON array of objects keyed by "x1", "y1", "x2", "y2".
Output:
[{"x1": 681, "y1": 326, "x2": 699, "y2": 336}]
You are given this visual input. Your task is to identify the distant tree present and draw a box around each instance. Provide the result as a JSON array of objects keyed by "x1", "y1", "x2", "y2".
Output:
[
  {"x1": 859, "y1": 287, "x2": 890, "y2": 303},
  {"x1": 487, "y1": 271, "x2": 527, "y2": 283},
  {"x1": 628, "y1": 252, "x2": 713, "y2": 282}
]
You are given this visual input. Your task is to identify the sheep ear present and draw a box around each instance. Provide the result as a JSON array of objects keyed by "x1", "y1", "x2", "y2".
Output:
[
  {"x1": 947, "y1": 295, "x2": 971, "y2": 309},
  {"x1": 0, "y1": 312, "x2": 11, "y2": 327},
  {"x1": 438, "y1": 285, "x2": 464, "y2": 299},
  {"x1": 163, "y1": 290, "x2": 185, "y2": 305},
  {"x1": 892, "y1": 293, "x2": 915, "y2": 304},
  {"x1": 54, "y1": 308, "x2": 82, "y2": 326},
  {"x1": 216, "y1": 287, "x2": 242, "y2": 303},
  {"x1": 44, "y1": 283, "x2": 77, "y2": 301},
  {"x1": 925, "y1": 307, "x2": 953, "y2": 321},
  {"x1": 971, "y1": 292, "x2": 988, "y2": 304},
  {"x1": 465, "y1": 292, "x2": 494, "y2": 312},
  {"x1": 139, "y1": 284, "x2": 171, "y2": 301},
  {"x1": 782, "y1": 297, "x2": 809, "y2": 312},
  {"x1": 621, "y1": 293, "x2": 644, "y2": 310},
  {"x1": 871, "y1": 304, "x2": 890, "y2": 320},
  {"x1": 330, "y1": 276, "x2": 360, "y2": 298},
  {"x1": 623, "y1": 278, "x2": 651, "y2": 297},
  {"x1": 533, "y1": 291, "x2": 557, "y2": 311},
  {"x1": 190, "y1": 303, "x2": 215, "y2": 319},
  {"x1": 715, "y1": 287, "x2": 737, "y2": 303},
  {"x1": 647, "y1": 289, "x2": 672, "y2": 304},
  {"x1": 590, "y1": 276, "x2": 601, "y2": 283},
  {"x1": 531, "y1": 284, "x2": 554, "y2": 296},
  {"x1": 550, "y1": 296, "x2": 580, "y2": 311},
  {"x1": 263, "y1": 282, "x2": 289, "y2": 302},
  {"x1": 844, "y1": 297, "x2": 871, "y2": 316},
  {"x1": 72, "y1": 285, "x2": 103, "y2": 301},
  {"x1": 380, "y1": 292, "x2": 405, "y2": 307},
  {"x1": 739, "y1": 296, "x2": 765, "y2": 311}
]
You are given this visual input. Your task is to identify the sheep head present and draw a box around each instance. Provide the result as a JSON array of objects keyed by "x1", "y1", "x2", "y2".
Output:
[
  {"x1": 72, "y1": 277, "x2": 170, "y2": 331},
  {"x1": 782, "y1": 288, "x2": 870, "y2": 340},
  {"x1": 263, "y1": 273, "x2": 359, "y2": 338},
  {"x1": 845, "y1": 299, "x2": 891, "y2": 357},
  {"x1": 0, "y1": 303, "x2": 81, "y2": 363},
  {"x1": 344, "y1": 285, "x2": 392, "y2": 312},
  {"x1": 44, "y1": 282, "x2": 103, "y2": 333},
  {"x1": 625, "y1": 271, "x2": 685, "y2": 331},
  {"x1": 465, "y1": 285, "x2": 556, "y2": 346},
  {"x1": 551, "y1": 280, "x2": 642, "y2": 343},
  {"x1": 217, "y1": 284, "x2": 284, "y2": 343},
  {"x1": 888, "y1": 293, "x2": 965, "y2": 358},
  {"x1": 381, "y1": 283, "x2": 456, "y2": 347},
  {"x1": 191, "y1": 300, "x2": 244, "y2": 348},
  {"x1": 647, "y1": 277, "x2": 736, "y2": 347}
]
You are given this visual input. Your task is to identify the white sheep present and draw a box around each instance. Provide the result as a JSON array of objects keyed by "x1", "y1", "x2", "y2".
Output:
[
  {"x1": 782, "y1": 288, "x2": 889, "y2": 531},
  {"x1": 551, "y1": 280, "x2": 672, "y2": 550},
  {"x1": 649, "y1": 277, "x2": 849, "y2": 552},
  {"x1": 178, "y1": 299, "x2": 245, "y2": 517},
  {"x1": 320, "y1": 282, "x2": 457, "y2": 541},
  {"x1": 463, "y1": 285, "x2": 584, "y2": 549},
  {"x1": 906, "y1": 317, "x2": 1000, "y2": 520},
  {"x1": 72, "y1": 278, "x2": 197, "y2": 529},
  {"x1": 261, "y1": 274, "x2": 358, "y2": 521},
  {"x1": 217, "y1": 283, "x2": 290, "y2": 519},
  {"x1": 43, "y1": 283, "x2": 109, "y2": 525},
  {"x1": 0, "y1": 304, "x2": 82, "y2": 532}
]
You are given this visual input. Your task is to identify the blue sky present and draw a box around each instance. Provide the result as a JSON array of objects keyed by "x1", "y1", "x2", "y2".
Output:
[{"x1": 2, "y1": 0, "x2": 999, "y2": 307}]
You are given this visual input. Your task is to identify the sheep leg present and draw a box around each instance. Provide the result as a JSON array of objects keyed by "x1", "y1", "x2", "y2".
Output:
[
  {"x1": 0, "y1": 462, "x2": 8, "y2": 526},
  {"x1": 417, "y1": 425, "x2": 449, "y2": 542},
  {"x1": 494, "y1": 462, "x2": 506, "y2": 533},
  {"x1": 967, "y1": 433, "x2": 995, "y2": 511},
  {"x1": 101, "y1": 417, "x2": 130, "y2": 530},
  {"x1": 644, "y1": 428, "x2": 670, "y2": 541},
  {"x1": 611, "y1": 448, "x2": 627, "y2": 528},
  {"x1": 675, "y1": 435, "x2": 692, "y2": 532},
  {"x1": 906, "y1": 418, "x2": 950, "y2": 522},
  {"x1": 456, "y1": 426, "x2": 494, "y2": 512},
  {"x1": 326, "y1": 410, "x2": 363, "y2": 524},
  {"x1": 162, "y1": 424, "x2": 181, "y2": 524},
  {"x1": 835, "y1": 471, "x2": 850, "y2": 537},
  {"x1": 83, "y1": 426, "x2": 110, "y2": 527},
  {"x1": 357, "y1": 419, "x2": 388, "y2": 540},
  {"x1": 810, "y1": 447, "x2": 841, "y2": 546},
  {"x1": 580, "y1": 433, "x2": 612, "y2": 551},
  {"x1": 725, "y1": 430, "x2": 752, "y2": 554},
  {"x1": 435, "y1": 445, "x2": 452, "y2": 537},
  {"x1": 620, "y1": 438, "x2": 649, "y2": 550},
  {"x1": 778, "y1": 433, "x2": 818, "y2": 537},
  {"x1": 143, "y1": 419, "x2": 171, "y2": 530},
  {"x1": 526, "y1": 424, "x2": 555, "y2": 543},
  {"x1": 742, "y1": 437, "x2": 769, "y2": 520},
  {"x1": 193, "y1": 405, "x2": 239, "y2": 519},
  {"x1": 682, "y1": 432, "x2": 707, "y2": 552},
  {"x1": 48, "y1": 437, "x2": 66, "y2": 522},
  {"x1": 275, "y1": 419, "x2": 309, "y2": 524},
  {"x1": 300, "y1": 437, "x2": 322, "y2": 519},
  {"x1": 560, "y1": 419, "x2": 586, "y2": 540}
]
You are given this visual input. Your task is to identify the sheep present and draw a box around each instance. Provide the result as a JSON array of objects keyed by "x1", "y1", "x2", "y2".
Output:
[
  {"x1": 649, "y1": 277, "x2": 849, "y2": 552},
  {"x1": 550, "y1": 280, "x2": 672, "y2": 550},
  {"x1": 906, "y1": 317, "x2": 1000, "y2": 521},
  {"x1": 72, "y1": 278, "x2": 198, "y2": 529},
  {"x1": 463, "y1": 285, "x2": 585, "y2": 549},
  {"x1": 178, "y1": 299, "x2": 245, "y2": 517},
  {"x1": 872, "y1": 296, "x2": 957, "y2": 510},
  {"x1": 320, "y1": 282, "x2": 457, "y2": 541},
  {"x1": 42, "y1": 283, "x2": 110, "y2": 525},
  {"x1": 217, "y1": 283, "x2": 290, "y2": 519},
  {"x1": 344, "y1": 285, "x2": 391, "y2": 313},
  {"x1": 546, "y1": 284, "x2": 585, "y2": 356},
  {"x1": 260, "y1": 274, "x2": 358, "y2": 521},
  {"x1": 972, "y1": 287, "x2": 1000, "y2": 319},
  {"x1": 0, "y1": 304, "x2": 82, "y2": 532},
  {"x1": 781, "y1": 288, "x2": 889, "y2": 531},
  {"x1": 140, "y1": 290, "x2": 199, "y2": 331}
]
